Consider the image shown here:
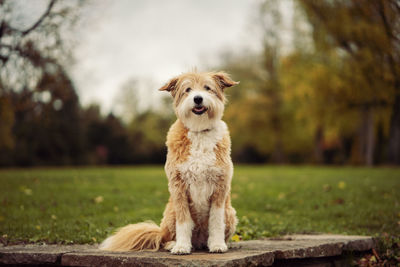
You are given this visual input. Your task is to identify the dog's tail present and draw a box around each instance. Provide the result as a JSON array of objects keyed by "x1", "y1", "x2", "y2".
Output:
[{"x1": 99, "y1": 221, "x2": 164, "y2": 251}]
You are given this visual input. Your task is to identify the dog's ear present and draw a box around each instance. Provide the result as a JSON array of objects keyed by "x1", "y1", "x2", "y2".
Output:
[
  {"x1": 213, "y1": 72, "x2": 239, "y2": 91},
  {"x1": 159, "y1": 77, "x2": 178, "y2": 93}
]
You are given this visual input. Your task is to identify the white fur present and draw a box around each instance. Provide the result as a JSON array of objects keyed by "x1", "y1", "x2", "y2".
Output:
[
  {"x1": 99, "y1": 236, "x2": 113, "y2": 250},
  {"x1": 177, "y1": 90, "x2": 224, "y2": 132},
  {"x1": 164, "y1": 241, "x2": 176, "y2": 251},
  {"x1": 208, "y1": 205, "x2": 227, "y2": 252},
  {"x1": 178, "y1": 121, "x2": 228, "y2": 218},
  {"x1": 172, "y1": 220, "x2": 194, "y2": 254},
  {"x1": 177, "y1": 120, "x2": 232, "y2": 251}
]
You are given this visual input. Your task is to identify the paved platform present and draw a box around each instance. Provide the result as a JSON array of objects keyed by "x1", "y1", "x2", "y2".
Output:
[{"x1": 0, "y1": 234, "x2": 375, "y2": 266}]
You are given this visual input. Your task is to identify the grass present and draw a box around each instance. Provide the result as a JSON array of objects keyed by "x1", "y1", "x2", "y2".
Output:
[{"x1": 0, "y1": 166, "x2": 399, "y2": 245}]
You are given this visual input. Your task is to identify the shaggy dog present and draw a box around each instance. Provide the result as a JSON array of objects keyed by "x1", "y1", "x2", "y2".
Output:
[{"x1": 100, "y1": 71, "x2": 239, "y2": 254}]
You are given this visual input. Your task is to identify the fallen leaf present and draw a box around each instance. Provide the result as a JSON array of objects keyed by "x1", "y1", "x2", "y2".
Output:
[
  {"x1": 323, "y1": 184, "x2": 332, "y2": 192},
  {"x1": 231, "y1": 234, "x2": 240, "y2": 242},
  {"x1": 333, "y1": 198, "x2": 345, "y2": 205},
  {"x1": 94, "y1": 196, "x2": 104, "y2": 204},
  {"x1": 372, "y1": 248, "x2": 380, "y2": 261},
  {"x1": 369, "y1": 255, "x2": 377, "y2": 263},
  {"x1": 338, "y1": 181, "x2": 346, "y2": 189}
]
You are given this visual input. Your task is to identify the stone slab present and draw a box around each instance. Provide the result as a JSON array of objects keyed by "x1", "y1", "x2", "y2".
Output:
[
  {"x1": 0, "y1": 244, "x2": 93, "y2": 265},
  {"x1": 231, "y1": 234, "x2": 375, "y2": 260},
  {"x1": 0, "y1": 235, "x2": 375, "y2": 266},
  {"x1": 62, "y1": 249, "x2": 274, "y2": 267}
]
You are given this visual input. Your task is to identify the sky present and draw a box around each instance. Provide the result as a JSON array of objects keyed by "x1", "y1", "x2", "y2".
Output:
[
  {"x1": 10, "y1": 0, "x2": 290, "y2": 114},
  {"x1": 69, "y1": 0, "x2": 262, "y2": 113}
]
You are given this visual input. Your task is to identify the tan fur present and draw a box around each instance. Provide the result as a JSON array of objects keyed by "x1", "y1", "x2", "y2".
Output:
[
  {"x1": 100, "y1": 71, "x2": 238, "y2": 253},
  {"x1": 169, "y1": 172, "x2": 192, "y2": 224},
  {"x1": 165, "y1": 120, "x2": 191, "y2": 165},
  {"x1": 100, "y1": 222, "x2": 162, "y2": 251},
  {"x1": 224, "y1": 195, "x2": 237, "y2": 240},
  {"x1": 212, "y1": 133, "x2": 233, "y2": 208},
  {"x1": 160, "y1": 71, "x2": 238, "y2": 106},
  {"x1": 215, "y1": 132, "x2": 232, "y2": 167}
]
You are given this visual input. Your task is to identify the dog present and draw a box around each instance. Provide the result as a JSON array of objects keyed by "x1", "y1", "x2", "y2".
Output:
[{"x1": 99, "y1": 71, "x2": 239, "y2": 254}]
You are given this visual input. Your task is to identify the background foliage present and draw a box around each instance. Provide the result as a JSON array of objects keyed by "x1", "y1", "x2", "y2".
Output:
[{"x1": 0, "y1": 0, "x2": 399, "y2": 166}]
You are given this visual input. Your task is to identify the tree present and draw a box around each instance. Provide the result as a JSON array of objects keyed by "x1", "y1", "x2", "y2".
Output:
[
  {"x1": 0, "y1": 93, "x2": 14, "y2": 165},
  {"x1": 113, "y1": 78, "x2": 140, "y2": 124},
  {"x1": 299, "y1": 0, "x2": 400, "y2": 164},
  {"x1": 0, "y1": 0, "x2": 82, "y2": 91},
  {"x1": 0, "y1": 0, "x2": 86, "y2": 166}
]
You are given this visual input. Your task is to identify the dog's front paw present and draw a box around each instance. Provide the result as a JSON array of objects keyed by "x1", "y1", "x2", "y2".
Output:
[
  {"x1": 209, "y1": 242, "x2": 228, "y2": 253},
  {"x1": 171, "y1": 243, "x2": 191, "y2": 255},
  {"x1": 164, "y1": 241, "x2": 176, "y2": 251}
]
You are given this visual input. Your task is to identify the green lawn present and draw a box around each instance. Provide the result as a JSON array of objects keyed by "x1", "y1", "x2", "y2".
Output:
[{"x1": 0, "y1": 166, "x2": 399, "y2": 244}]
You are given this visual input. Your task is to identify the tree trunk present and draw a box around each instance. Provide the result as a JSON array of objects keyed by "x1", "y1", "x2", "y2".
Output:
[
  {"x1": 272, "y1": 136, "x2": 284, "y2": 164},
  {"x1": 313, "y1": 125, "x2": 324, "y2": 164},
  {"x1": 365, "y1": 108, "x2": 374, "y2": 166},
  {"x1": 359, "y1": 106, "x2": 375, "y2": 166},
  {"x1": 388, "y1": 93, "x2": 400, "y2": 165}
]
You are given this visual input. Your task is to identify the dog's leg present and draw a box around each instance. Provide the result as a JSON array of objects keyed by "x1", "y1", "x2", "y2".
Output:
[
  {"x1": 208, "y1": 203, "x2": 227, "y2": 252},
  {"x1": 208, "y1": 181, "x2": 228, "y2": 253},
  {"x1": 173, "y1": 219, "x2": 193, "y2": 254},
  {"x1": 169, "y1": 174, "x2": 193, "y2": 255},
  {"x1": 224, "y1": 197, "x2": 238, "y2": 242}
]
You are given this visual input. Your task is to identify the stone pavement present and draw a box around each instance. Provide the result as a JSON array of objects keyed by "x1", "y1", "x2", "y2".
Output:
[{"x1": 0, "y1": 234, "x2": 375, "y2": 266}]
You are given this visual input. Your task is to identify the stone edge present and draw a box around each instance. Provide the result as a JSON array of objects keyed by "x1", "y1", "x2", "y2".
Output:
[{"x1": 0, "y1": 235, "x2": 377, "y2": 266}]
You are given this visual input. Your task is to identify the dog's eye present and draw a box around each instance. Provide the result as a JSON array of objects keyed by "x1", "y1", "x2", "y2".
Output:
[
  {"x1": 185, "y1": 87, "x2": 191, "y2": 93},
  {"x1": 204, "y1": 85, "x2": 211, "y2": 91}
]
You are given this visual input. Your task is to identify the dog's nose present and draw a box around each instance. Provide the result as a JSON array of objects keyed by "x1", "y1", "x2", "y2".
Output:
[{"x1": 194, "y1": 95, "x2": 203, "y2": 105}]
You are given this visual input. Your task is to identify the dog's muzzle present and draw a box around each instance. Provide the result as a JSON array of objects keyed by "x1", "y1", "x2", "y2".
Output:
[
  {"x1": 192, "y1": 95, "x2": 208, "y2": 115},
  {"x1": 192, "y1": 105, "x2": 207, "y2": 115}
]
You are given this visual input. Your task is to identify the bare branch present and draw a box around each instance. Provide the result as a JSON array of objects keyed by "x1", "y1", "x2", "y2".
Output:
[{"x1": 21, "y1": 0, "x2": 57, "y2": 36}]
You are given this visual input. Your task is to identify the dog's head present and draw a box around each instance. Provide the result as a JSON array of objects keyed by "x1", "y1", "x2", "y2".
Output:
[{"x1": 159, "y1": 71, "x2": 239, "y2": 132}]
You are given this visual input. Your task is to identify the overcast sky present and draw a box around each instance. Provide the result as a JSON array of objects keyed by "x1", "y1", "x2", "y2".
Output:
[
  {"x1": 69, "y1": 0, "x2": 262, "y2": 113},
  {"x1": 10, "y1": 0, "x2": 276, "y2": 113}
]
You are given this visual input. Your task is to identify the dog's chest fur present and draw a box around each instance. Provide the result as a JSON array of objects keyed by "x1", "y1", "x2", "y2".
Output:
[{"x1": 178, "y1": 121, "x2": 227, "y2": 215}]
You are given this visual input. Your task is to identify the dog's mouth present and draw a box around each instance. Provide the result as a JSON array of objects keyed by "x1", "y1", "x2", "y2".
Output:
[{"x1": 192, "y1": 105, "x2": 208, "y2": 115}]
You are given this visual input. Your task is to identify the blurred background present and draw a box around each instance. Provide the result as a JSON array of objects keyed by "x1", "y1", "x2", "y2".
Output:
[{"x1": 0, "y1": 0, "x2": 399, "y2": 167}]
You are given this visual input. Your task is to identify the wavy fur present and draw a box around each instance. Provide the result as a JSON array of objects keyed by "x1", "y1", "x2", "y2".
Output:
[
  {"x1": 99, "y1": 222, "x2": 163, "y2": 251},
  {"x1": 100, "y1": 71, "x2": 238, "y2": 254}
]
